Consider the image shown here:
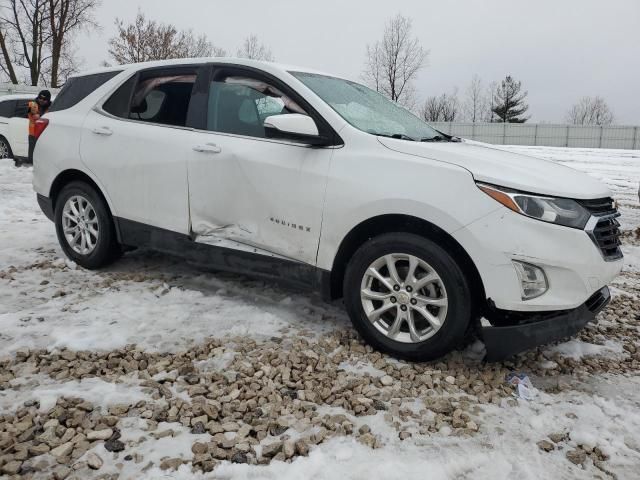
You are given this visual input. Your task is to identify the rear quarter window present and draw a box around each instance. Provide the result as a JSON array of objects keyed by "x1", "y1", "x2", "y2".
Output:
[{"x1": 49, "y1": 71, "x2": 122, "y2": 112}]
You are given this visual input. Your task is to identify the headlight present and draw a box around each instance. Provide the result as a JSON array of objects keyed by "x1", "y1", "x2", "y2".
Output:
[{"x1": 477, "y1": 183, "x2": 591, "y2": 229}]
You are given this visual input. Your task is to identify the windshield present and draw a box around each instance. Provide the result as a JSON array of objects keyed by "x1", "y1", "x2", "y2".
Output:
[{"x1": 291, "y1": 71, "x2": 442, "y2": 141}]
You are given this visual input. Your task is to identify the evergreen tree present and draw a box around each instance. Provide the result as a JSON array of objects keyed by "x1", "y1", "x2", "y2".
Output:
[{"x1": 492, "y1": 76, "x2": 529, "y2": 123}]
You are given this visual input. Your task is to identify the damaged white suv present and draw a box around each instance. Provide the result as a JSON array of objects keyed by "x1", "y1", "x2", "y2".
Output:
[{"x1": 33, "y1": 58, "x2": 623, "y2": 361}]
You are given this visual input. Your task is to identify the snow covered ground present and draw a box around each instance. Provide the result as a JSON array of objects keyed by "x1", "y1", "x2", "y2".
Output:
[{"x1": 1, "y1": 146, "x2": 640, "y2": 480}]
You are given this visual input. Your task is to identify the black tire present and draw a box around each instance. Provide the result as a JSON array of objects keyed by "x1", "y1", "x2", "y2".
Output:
[
  {"x1": 0, "y1": 136, "x2": 12, "y2": 159},
  {"x1": 54, "y1": 181, "x2": 120, "y2": 269},
  {"x1": 343, "y1": 233, "x2": 471, "y2": 361}
]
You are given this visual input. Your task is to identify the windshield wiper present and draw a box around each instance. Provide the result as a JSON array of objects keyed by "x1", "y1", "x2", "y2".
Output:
[
  {"x1": 371, "y1": 132, "x2": 416, "y2": 141},
  {"x1": 420, "y1": 135, "x2": 447, "y2": 142}
]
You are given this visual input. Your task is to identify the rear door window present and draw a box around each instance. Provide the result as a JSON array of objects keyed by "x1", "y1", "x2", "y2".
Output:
[
  {"x1": 13, "y1": 100, "x2": 30, "y2": 118},
  {"x1": 102, "y1": 67, "x2": 199, "y2": 128},
  {"x1": 49, "y1": 71, "x2": 121, "y2": 112},
  {"x1": 0, "y1": 100, "x2": 15, "y2": 117}
]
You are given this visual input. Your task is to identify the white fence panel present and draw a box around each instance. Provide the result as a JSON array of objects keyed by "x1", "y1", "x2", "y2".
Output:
[{"x1": 430, "y1": 122, "x2": 640, "y2": 150}]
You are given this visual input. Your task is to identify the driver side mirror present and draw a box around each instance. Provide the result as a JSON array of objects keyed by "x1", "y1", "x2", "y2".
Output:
[{"x1": 264, "y1": 114, "x2": 330, "y2": 146}]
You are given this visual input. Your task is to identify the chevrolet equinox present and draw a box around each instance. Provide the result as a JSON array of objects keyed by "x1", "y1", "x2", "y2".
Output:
[{"x1": 32, "y1": 58, "x2": 623, "y2": 361}]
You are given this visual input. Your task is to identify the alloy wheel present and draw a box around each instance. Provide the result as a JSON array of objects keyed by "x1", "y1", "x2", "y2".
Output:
[
  {"x1": 0, "y1": 140, "x2": 9, "y2": 159},
  {"x1": 360, "y1": 253, "x2": 448, "y2": 343},
  {"x1": 62, "y1": 195, "x2": 99, "y2": 255}
]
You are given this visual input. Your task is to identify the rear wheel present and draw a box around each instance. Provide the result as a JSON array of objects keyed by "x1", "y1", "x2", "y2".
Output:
[
  {"x1": 54, "y1": 181, "x2": 120, "y2": 269},
  {"x1": 0, "y1": 137, "x2": 12, "y2": 159},
  {"x1": 343, "y1": 233, "x2": 471, "y2": 361}
]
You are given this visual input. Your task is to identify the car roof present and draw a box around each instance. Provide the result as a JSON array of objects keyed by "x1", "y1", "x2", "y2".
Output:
[
  {"x1": 70, "y1": 57, "x2": 350, "y2": 82},
  {"x1": 0, "y1": 94, "x2": 35, "y2": 101}
]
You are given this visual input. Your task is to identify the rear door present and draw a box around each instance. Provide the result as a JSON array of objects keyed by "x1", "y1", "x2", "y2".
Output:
[
  {"x1": 8, "y1": 99, "x2": 30, "y2": 157},
  {"x1": 80, "y1": 65, "x2": 205, "y2": 234}
]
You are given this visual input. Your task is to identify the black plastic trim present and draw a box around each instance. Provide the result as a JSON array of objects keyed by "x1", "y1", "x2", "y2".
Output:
[
  {"x1": 115, "y1": 217, "x2": 329, "y2": 294},
  {"x1": 482, "y1": 286, "x2": 611, "y2": 362},
  {"x1": 37, "y1": 194, "x2": 54, "y2": 221}
]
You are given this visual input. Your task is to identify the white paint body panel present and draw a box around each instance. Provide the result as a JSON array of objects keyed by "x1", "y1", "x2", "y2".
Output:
[
  {"x1": 0, "y1": 94, "x2": 33, "y2": 158},
  {"x1": 377, "y1": 137, "x2": 611, "y2": 199},
  {"x1": 32, "y1": 57, "x2": 622, "y2": 313},
  {"x1": 80, "y1": 110, "x2": 191, "y2": 234},
  {"x1": 187, "y1": 131, "x2": 333, "y2": 264}
]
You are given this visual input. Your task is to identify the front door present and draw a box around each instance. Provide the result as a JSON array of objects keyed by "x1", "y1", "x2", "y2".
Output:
[
  {"x1": 80, "y1": 66, "x2": 205, "y2": 234},
  {"x1": 187, "y1": 66, "x2": 335, "y2": 265}
]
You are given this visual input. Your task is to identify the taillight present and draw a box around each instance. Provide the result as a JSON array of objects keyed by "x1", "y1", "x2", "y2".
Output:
[{"x1": 34, "y1": 118, "x2": 49, "y2": 139}]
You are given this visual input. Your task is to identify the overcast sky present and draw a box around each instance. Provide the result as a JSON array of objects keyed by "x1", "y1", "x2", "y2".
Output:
[{"x1": 76, "y1": 0, "x2": 640, "y2": 124}]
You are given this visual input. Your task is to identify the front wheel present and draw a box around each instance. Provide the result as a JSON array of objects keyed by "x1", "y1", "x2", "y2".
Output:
[
  {"x1": 343, "y1": 233, "x2": 472, "y2": 361},
  {"x1": 54, "y1": 181, "x2": 120, "y2": 269}
]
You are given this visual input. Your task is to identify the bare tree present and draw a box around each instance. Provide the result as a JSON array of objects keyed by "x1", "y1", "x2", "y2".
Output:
[
  {"x1": 0, "y1": 0, "x2": 97, "y2": 85},
  {"x1": 39, "y1": 40, "x2": 80, "y2": 85},
  {"x1": 566, "y1": 96, "x2": 615, "y2": 125},
  {"x1": 0, "y1": 0, "x2": 51, "y2": 85},
  {"x1": 237, "y1": 34, "x2": 274, "y2": 61},
  {"x1": 421, "y1": 90, "x2": 459, "y2": 122},
  {"x1": 362, "y1": 13, "x2": 427, "y2": 108},
  {"x1": 108, "y1": 11, "x2": 224, "y2": 65},
  {"x1": 492, "y1": 75, "x2": 529, "y2": 123},
  {"x1": 463, "y1": 74, "x2": 487, "y2": 122},
  {"x1": 485, "y1": 81, "x2": 498, "y2": 122},
  {"x1": 0, "y1": 22, "x2": 19, "y2": 83},
  {"x1": 47, "y1": 0, "x2": 99, "y2": 87}
]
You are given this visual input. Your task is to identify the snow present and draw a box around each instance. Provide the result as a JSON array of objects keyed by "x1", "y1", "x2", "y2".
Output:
[
  {"x1": 0, "y1": 374, "x2": 150, "y2": 413},
  {"x1": 1, "y1": 147, "x2": 640, "y2": 479},
  {"x1": 546, "y1": 339, "x2": 625, "y2": 360}
]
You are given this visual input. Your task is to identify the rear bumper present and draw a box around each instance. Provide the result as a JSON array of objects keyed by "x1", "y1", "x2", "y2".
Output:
[
  {"x1": 37, "y1": 194, "x2": 54, "y2": 221},
  {"x1": 482, "y1": 286, "x2": 611, "y2": 361}
]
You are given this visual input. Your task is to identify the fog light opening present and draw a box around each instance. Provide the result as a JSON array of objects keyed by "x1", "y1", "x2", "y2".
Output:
[{"x1": 513, "y1": 261, "x2": 549, "y2": 300}]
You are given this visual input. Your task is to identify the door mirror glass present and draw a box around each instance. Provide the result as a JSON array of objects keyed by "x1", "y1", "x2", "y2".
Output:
[{"x1": 264, "y1": 113, "x2": 327, "y2": 145}]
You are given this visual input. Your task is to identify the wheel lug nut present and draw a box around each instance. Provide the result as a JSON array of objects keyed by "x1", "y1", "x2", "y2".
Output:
[
  {"x1": 406, "y1": 286, "x2": 413, "y2": 293},
  {"x1": 410, "y1": 299, "x2": 417, "y2": 305},
  {"x1": 400, "y1": 305, "x2": 407, "y2": 311},
  {"x1": 393, "y1": 285, "x2": 400, "y2": 291},
  {"x1": 390, "y1": 297, "x2": 397, "y2": 303}
]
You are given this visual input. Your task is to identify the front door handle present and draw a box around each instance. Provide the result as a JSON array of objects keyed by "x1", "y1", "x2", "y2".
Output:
[
  {"x1": 92, "y1": 126, "x2": 113, "y2": 136},
  {"x1": 193, "y1": 143, "x2": 222, "y2": 154}
]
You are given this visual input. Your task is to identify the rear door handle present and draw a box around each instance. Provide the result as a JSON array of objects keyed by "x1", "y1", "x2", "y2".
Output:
[
  {"x1": 193, "y1": 143, "x2": 222, "y2": 154},
  {"x1": 92, "y1": 126, "x2": 113, "y2": 136}
]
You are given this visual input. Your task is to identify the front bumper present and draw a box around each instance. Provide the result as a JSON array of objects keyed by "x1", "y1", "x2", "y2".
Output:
[
  {"x1": 453, "y1": 207, "x2": 623, "y2": 311},
  {"x1": 482, "y1": 286, "x2": 611, "y2": 361}
]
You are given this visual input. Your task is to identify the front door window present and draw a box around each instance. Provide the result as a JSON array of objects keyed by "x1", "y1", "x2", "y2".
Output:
[{"x1": 206, "y1": 74, "x2": 308, "y2": 138}]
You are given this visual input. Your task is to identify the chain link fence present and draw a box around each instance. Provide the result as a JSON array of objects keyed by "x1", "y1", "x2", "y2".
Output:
[{"x1": 430, "y1": 122, "x2": 640, "y2": 150}]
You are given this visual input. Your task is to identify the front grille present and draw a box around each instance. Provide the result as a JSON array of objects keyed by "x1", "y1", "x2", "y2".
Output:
[
  {"x1": 579, "y1": 197, "x2": 623, "y2": 261},
  {"x1": 579, "y1": 197, "x2": 618, "y2": 217}
]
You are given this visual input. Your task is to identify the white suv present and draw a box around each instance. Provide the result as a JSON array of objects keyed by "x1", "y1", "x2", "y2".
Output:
[{"x1": 33, "y1": 59, "x2": 623, "y2": 361}]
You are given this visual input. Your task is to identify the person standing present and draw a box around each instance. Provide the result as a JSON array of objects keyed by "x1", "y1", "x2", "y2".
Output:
[{"x1": 27, "y1": 90, "x2": 52, "y2": 164}]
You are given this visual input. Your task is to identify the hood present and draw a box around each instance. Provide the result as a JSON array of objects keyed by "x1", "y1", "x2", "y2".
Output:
[{"x1": 377, "y1": 138, "x2": 611, "y2": 200}]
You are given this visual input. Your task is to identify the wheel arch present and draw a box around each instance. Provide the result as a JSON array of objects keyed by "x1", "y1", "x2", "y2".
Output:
[
  {"x1": 328, "y1": 214, "x2": 487, "y2": 315},
  {"x1": 49, "y1": 169, "x2": 121, "y2": 241}
]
